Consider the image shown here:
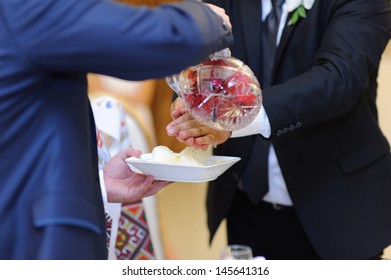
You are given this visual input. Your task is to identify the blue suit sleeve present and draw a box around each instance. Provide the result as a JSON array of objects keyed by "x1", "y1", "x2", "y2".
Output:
[{"x1": 5, "y1": 0, "x2": 233, "y2": 80}]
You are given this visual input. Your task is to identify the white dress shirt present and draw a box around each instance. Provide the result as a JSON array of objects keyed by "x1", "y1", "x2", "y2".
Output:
[{"x1": 231, "y1": 0, "x2": 293, "y2": 206}]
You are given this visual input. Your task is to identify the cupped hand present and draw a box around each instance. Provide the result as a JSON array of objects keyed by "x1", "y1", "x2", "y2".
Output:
[{"x1": 167, "y1": 97, "x2": 231, "y2": 150}]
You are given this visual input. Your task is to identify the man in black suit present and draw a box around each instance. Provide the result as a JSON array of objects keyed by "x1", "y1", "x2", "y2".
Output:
[{"x1": 167, "y1": 0, "x2": 391, "y2": 259}]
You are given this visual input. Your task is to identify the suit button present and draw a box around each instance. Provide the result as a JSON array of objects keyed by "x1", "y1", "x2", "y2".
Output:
[
  {"x1": 282, "y1": 127, "x2": 289, "y2": 134},
  {"x1": 276, "y1": 130, "x2": 283, "y2": 136},
  {"x1": 289, "y1": 125, "x2": 295, "y2": 131},
  {"x1": 296, "y1": 122, "x2": 303, "y2": 128}
]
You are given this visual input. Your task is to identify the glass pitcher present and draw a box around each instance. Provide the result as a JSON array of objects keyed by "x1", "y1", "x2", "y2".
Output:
[{"x1": 166, "y1": 49, "x2": 262, "y2": 131}]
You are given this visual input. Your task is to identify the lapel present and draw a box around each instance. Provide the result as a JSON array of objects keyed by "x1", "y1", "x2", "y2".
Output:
[
  {"x1": 273, "y1": 12, "x2": 297, "y2": 72},
  {"x1": 235, "y1": 0, "x2": 297, "y2": 85},
  {"x1": 234, "y1": 0, "x2": 305, "y2": 85},
  {"x1": 236, "y1": 0, "x2": 262, "y2": 79}
]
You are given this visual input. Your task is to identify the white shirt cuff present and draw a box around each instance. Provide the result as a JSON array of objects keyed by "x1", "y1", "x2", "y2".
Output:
[{"x1": 231, "y1": 105, "x2": 271, "y2": 138}]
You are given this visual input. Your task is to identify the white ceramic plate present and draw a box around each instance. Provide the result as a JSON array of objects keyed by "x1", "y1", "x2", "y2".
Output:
[{"x1": 125, "y1": 154, "x2": 240, "y2": 183}]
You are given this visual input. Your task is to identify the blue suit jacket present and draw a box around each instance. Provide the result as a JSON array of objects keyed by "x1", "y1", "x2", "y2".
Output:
[{"x1": 0, "y1": 0, "x2": 232, "y2": 259}]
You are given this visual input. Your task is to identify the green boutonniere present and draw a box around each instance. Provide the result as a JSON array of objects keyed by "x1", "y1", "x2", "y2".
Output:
[
  {"x1": 288, "y1": 5, "x2": 307, "y2": 25},
  {"x1": 287, "y1": 0, "x2": 315, "y2": 26}
]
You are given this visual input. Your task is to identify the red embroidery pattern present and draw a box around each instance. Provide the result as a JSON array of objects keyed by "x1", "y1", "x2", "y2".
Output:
[{"x1": 115, "y1": 203, "x2": 155, "y2": 260}]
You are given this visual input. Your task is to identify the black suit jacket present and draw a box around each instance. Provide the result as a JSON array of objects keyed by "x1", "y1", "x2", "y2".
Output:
[{"x1": 206, "y1": 0, "x2": 391, "y2": 259}]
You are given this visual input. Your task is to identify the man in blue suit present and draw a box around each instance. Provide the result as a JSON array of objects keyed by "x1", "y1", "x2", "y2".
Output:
[{"x1": 0, "y1": 0, "x2": 233, "y2": 259}]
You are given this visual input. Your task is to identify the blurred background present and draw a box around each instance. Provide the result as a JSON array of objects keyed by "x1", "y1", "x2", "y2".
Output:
[{"x1": 90, "y1": 0, "x2": 391, "y2": 260}]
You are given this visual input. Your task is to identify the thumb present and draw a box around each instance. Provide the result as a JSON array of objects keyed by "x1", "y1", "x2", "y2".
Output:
[{"x1": 117, "y1": 147, "x2": 142, "y2": 161}]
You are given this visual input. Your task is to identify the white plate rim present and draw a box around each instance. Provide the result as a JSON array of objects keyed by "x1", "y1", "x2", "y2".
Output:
[
  {"x1": 125, "y1": 154, "x2": 240, "y2": 183},
  {"x1": 126, "y1": 154, "x2": 240, "y2": 166}
]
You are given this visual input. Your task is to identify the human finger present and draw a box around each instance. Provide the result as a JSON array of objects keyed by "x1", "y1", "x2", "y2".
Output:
[{"x1": 117, "y1": 147, "x2": 142, "y2": 161}]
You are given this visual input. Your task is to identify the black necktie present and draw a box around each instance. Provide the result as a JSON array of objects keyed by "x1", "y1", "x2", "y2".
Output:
[
  {"x1": 262, "y1": 0, "x2": 284, "y2": 88},
  {"x1": 241, "y1": 0, "x2": 284, "y2": 205}
]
